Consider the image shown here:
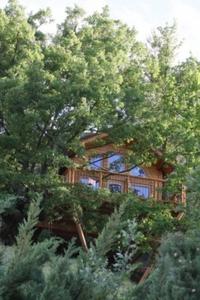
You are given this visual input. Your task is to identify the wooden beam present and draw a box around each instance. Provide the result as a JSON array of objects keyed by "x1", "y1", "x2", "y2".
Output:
[
  {"x1": 125, "y1": 176, "x2": 129, "y2": 193},
  {"x1": 181, "y1": 185, "x2": 187, "y2": 206},
  {"x1": 139, "y1": 265, "x2": 154, "y2": 284},
  {"x1": 73, "y1": 217, "x2": 88, "y2": 252}
]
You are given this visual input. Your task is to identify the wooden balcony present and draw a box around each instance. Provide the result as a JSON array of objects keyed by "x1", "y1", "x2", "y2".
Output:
[
  {"x1": 64, "y1": 168, "x2": 186, "y2": 204},
  {"x1": 65, "y1": 168, "x2": 165, "y2": 201}
]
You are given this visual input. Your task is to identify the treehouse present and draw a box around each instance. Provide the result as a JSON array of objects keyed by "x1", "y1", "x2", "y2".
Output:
[
  {"x1": 38, "y1": 131, "x2": 186, "y2": 284},
  {"x1": 63, "y1": 132, "x2": 186, "y2": 204},
  {"x1": 38, "y1": 132, "x2": 186, "y2": 284}
]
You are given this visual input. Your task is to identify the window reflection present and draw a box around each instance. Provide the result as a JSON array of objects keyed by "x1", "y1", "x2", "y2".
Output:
[
  {"x1": 80, "y1": 177, "x2": 99, "y2": 189},
  {"x1": 89, "y1": 155, "x2": 103, "y2": 170},
  {"x1": 130, "y1": 166, "x2": 146, "y2": 177},
  {"x1": 108, "y1": 154, "x2": 124, "y2": 172},
  {"x1": 132, "y1": 184, "x2": 149, "y2": 199},
  {"x1": 109, "y1": 183, "x2": 122, "y2": 193}
]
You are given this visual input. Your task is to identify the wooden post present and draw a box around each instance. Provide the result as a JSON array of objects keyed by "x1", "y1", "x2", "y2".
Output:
[
  {"x1": 99, "y1": 171, "x2": 103, "y2": 188},
  {"x1": 67, "y1": 169, "x2": 72, "y2": 183},
  {"x1": 73, "y1": 217, "x2": 88, "y2": 252},
  {"x1": 155, "y1": 181, "x2": 159, "y2": 201},
  {"x1": 125, "y1": 176, "x2": 129, "y2": 193},
  {"x1": 181, "y1": 185, "x2": 186, "y2": 207},
  {"x1": 71, "y1": 169, "x2": 75, "y2": 184}
]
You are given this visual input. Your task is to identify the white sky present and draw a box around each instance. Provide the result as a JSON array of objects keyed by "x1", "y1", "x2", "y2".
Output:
[{"x1": 1, "y1": 0, "x2": 200, "y2": 62}]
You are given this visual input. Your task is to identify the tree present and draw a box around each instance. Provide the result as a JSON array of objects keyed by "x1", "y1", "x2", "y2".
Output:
[
  {"x1": 135, "y1": 230, "x2": 200, "y2": 300},
  {"x1": 0, "y1": 195, "x2": 139, "y2": 300},
  {"x1": 109, "y1": 24, "x2": 200, "y2": 191},
  {"x1": 0, "y1": 2, "x2": 142, "y2": 196},
  {"x1": 0, "y1": 2, "x2": 145, "y2": 242}
]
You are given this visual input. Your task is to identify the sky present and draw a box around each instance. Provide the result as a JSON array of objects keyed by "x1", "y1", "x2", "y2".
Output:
[{"x1": 1, "y1": 0, "x2": 200, "y2": 62}]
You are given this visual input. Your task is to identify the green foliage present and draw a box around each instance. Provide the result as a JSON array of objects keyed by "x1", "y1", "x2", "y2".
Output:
[
  {"x1": 182, "y1": 166, "x2": 200, "y2": 230},
  {"x1": 0, "y1": 2, "x2": 198, "y2": 197},
  {"x1": 119, "y1": 197, "x2": 180, "y2": 254},
  {"x1": 123, "y1": 198, "x2": 175, "y2": 232},
  {"x1": 0, "y1": 194, "x2": 139, "y2": 300},
  {"x1": 95, "y1": 200, "x2": 132, "y2": 257},
  {"x1": 0, "y1": 193, "x2": 24, "y2": 245},
  {"x1": 136, "y1": 230, "x2": 200, "y2": 300},
  {"x1": 0, "y1": 1, "x2": 142, "y2": 200},
  {"x1": 0, "y1": 193, "x2": 18, "y2": 214},
  {"x1": 0, "y1": 196, "x2": 60, "y2": 300},
  {"x1": 110, "y1": 24, "x2": 200, "y2": 179},
  {"x1": 44, "y1": 183, "x2": 125, "y2": 231},
  {"x1": 44, "y1": 185, "x2": 178, "y2": 256},
  {"x1": 0, "y1": 1, "x2": 199, "y2": 298}
]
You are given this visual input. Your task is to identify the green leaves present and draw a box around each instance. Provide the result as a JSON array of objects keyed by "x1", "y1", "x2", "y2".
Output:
[
  {"x1": 0, "y1": 193, "x2": 18, "y2": 214},
  {"x1": 0, "y1": 3, "x2": 143, "y2": 199},
  {"x1": 137, "y1": 230, "x2": 200, "y2": 300}
]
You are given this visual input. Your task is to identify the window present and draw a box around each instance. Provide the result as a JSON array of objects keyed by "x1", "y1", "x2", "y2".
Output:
[
  {"x1": 132, "y1": 184, "x2": 149, "y2": 199},
  {"x1": 109, "y1": 183, "x2": 122, "y2": 193},
  {"x1": 130, "y1": 166, "x2": 146, "y2": 177},
  {"x1": 80, "y1": 177, "x2": 99, "y2": 189},
  {"x1": 89, "y1": 155, "x2": 103, "y2": 170},
  {"x1": 108, "y1": 154, "x2": 124, "y2": 172}
]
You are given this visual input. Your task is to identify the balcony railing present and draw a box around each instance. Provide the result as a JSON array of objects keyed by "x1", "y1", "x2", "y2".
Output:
[{"x1": 66, "y1": 168, "x2": 169, "y2": 200}]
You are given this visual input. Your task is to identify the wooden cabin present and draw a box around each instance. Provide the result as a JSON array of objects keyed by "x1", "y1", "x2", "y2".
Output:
[
  {"x1": 38, "y1": 131, "x2": 186, "y2": 269},
  {"x1": 63, "y1": 132, "x2": 186, "y2": 204},
  {"x1": 37, "y1": 132, "x2": 186, "y2": 282}
]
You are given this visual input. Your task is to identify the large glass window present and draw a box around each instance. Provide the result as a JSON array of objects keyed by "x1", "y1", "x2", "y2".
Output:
[
  {"x1": 80, "y1": 177, "x2": 99, "y2": 189},
  {"x1": 130, "y1": 166, "x2": 146, "y2": 177},
  {"x1": 108, "y1": 154, "x2": 124, "y2": 172},
  {"x1": 89, "y1": 155, "x2": 103, "y2": 170},
  {"x1": 132, "y1": 184, "x2": 149, "y2": 199}
]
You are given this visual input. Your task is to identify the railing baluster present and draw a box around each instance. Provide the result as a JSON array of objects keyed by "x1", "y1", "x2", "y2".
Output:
[{"x1": 99, "y1": 171, "x2": 103, "y2": 188}]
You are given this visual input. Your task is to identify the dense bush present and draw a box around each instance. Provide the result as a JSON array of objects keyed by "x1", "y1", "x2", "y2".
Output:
[
  {"x1": 0, "y1": 197, "x2": 138, "y2": 300},
  {"x1": 44, "y1": 184, "x2": 181, "y2": 254},
  {"x1": 135, "y1": 230, "x2": 200, "y2": 300}
]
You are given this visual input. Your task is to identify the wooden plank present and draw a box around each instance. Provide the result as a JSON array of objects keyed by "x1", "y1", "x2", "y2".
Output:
[
  {"x1": 181, "y1": 185, "x2": 187, "y2": 206},
  {"x1": 176, "y1": 212, "x2": 185, "y2": 220},
  {"x1": 71, "y1": 169, "x2": 75, "y2": 184},
  {"x1": 139, "y1": 265, "x2": 154, "y2": 284},
  {"x1": 67, "y1": 169, "x2": 72, "y2": 183}
]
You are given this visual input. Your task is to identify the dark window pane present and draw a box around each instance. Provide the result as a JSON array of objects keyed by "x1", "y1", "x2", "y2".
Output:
[{"x1": 109, "y1": 183, "x2": 122, "y2": 193}]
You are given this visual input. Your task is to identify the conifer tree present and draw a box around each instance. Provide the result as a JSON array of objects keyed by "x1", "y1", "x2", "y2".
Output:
[{"x1": 136, "y1": 230, "x2": 200, "y2": 300}]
